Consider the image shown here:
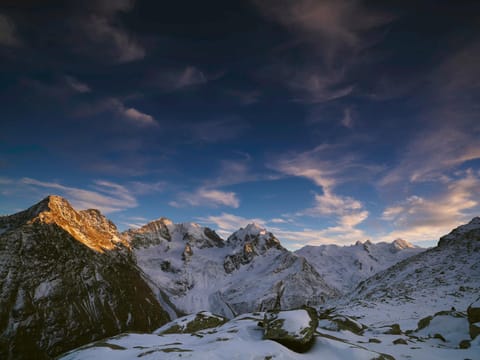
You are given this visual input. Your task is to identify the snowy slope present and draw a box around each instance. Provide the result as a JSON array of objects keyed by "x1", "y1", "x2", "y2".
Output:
[
  {"x1": 0, "y1": 196, "x2": 171, "y2": 360},
  {"x1": 125, "y1": 222, "x2": 339, "y2": 317},
  {"x1": 61, "y1": 307, "x2": 480, "y2": 360},
  {"x1": 295, "y1": 239, "x2": 425, "y2": 293},
  {"x1": 336, "y1": 217, "x2": 480, "y2": 328}
]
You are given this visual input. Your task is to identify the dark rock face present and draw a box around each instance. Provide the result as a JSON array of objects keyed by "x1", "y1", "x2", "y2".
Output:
[
  {"x1": 0, "y1": 196, "x2": 171, "y2": 360},
  {"x1": 224, "y1": 225, "x2": 285, "y2": 273},
  {"x1": 468, "y1": 297, "x2": 480, "y2": 339},
  {"x1": 438, "y1": 217, "x2": 480, "y2": 248}
]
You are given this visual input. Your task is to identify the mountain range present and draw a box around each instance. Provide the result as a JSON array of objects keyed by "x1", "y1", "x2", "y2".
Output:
[{"x1": 1, "y1": 195, "x2": 479, "y2": 359}]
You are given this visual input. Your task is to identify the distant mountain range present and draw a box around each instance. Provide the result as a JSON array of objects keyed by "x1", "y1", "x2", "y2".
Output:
[
  {"x1": 295, "y1": 238, "x2": 424, "y2": 293},
  {"x1": 1, "y1": 195, "x2": 478, "y2": 359}
]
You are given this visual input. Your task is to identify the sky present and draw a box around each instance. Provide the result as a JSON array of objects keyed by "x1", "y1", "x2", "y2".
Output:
[{"x1": 1, "y1": 0, "x2": 479, "y2": 249}]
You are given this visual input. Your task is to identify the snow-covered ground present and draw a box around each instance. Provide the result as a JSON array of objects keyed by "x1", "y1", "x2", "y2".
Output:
[{"x1": 60, "y1": 308, "x2": 480, "y2": 360}]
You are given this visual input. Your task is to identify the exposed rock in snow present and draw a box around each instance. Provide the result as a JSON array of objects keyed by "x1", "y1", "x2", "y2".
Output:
[
  {"x1": 155, "y1": 311, "x2": 227, "y2": 335},
  {"x1": 59, "y1": 306, "x2": 480, "y2": 360},
  {"x1": 125, "y1": 222, "x2": 339, "y2": 317},
  {"x1": 262, "y1": 308, "x2": 318, "y2": 353}
]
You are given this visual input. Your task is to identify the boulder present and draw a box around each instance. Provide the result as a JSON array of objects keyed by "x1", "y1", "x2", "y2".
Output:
[
  {"x1": 331, "y1": 315, "x2": 365, "y2": 335},
  {"x1": 263, "y1": 308, "x2": 318, "y2": 353},
  {"x1": 393, "y1": 338, "x2": 408, "y2": 345},
  {"x1": 156, "y1": 312, "x2": 227, "y2": 335},
  {"x1": 467, "y1": 298, "x2": 480, "y2": 339}
]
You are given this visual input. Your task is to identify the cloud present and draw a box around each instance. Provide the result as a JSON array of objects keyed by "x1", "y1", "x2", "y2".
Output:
[
  {"x1": 198, "y1": 212, "x2": 266, "y2": 238},
  {"x1": 253, "y1": 0, "x2": 391, "y2": 103},
  {"x1": 270, "y1": 218, "x2": 287, "y2": 224},
  {"x1": 253, "y1": 0, "x2": 390, "y2": 57},
  {"x1": 380, "y1": 170, "x2": 480, "y2": 242},
  {"x1": 0, "y1": 14, "x2": 21, "y2": 46},
  {"x1": 170, "y1": 188, "x2": 240, "y2": 209},
  {"x1": 20, "y1": 177, "x2": 138, "y2": 213},
  {"x1": 341, "y1": 107, "x2": 353, "y2": 128},
  {"x1": 272, "y1": 143, "x2": 374, "y2": 246},
  {"x1": 380, "y1": 42, "x2": 480, "y2": 186},
  {"x1": 287, "y1": 66, "x2": 354, "y2": 103},
  {"x1": 64, "y1": 76, "x2": 91, "y2": 93},
  {"x1": 380, "y1": 126, "x2": 480, "y2": 186},
  {"x1": 185, "y1": 117, "x2": 249, "y2": 143},
  {"x1": 22, "y1": 75, "x2": 91, "y2": 99},
  {"x1": 227, "y1": 89, "x2": 262, "y2": 105},
  {"x1": 128, "y1": 181, "x2": 166, "y2": 195},
  {"x1": 153, "y1": 66, "x2": 211, "y2": 91},
  {"x1": 76, "y1": 97, "x2": 157, "y2": 127},
  {"x1": 75, "y1": 0, "x2": 145, "y2": 63},
  {"x1": 123, "y1": 107, "x2": 155, "y2": 126},
  {"x1": 176, "y1": 66, "x2": 207, "y2": 88}
]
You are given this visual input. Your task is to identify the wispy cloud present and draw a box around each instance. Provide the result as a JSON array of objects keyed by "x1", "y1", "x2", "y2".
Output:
[
  {"x1": 341, "y1": 107, "x2": 353, "y2": 128},
  {"x1": 380, "y1": 42, "x2": 480, "y2": 186},
  {"x1": 380, "y1": 170, "x2": 480, "y2": 242},
  {"x1": 64, "y1": 75, "x2": 91, "y2": 93},
  {"x1": 128, "y1": 181, "x2": 166, "y2": 195},
  {"x1": 253, "y1": 0, "x2": 391, "y2": 103},
  {"x1": 170, "y1": 188, "x2": 240, "y2": 209},
  {"x1": 76, "y1": 97, "x2": 157, "y2": 127},
  {"x1": 198, "y1": 212, "x2": 266, "y2": 238},
  {"x1": 380, "y1": 126, "x2": 480, "y2": 186},
  {"x1": 253, "y1": 0, "x2": 390, "y2": 57},
  {"x1": 176, "y1": 66, "x2": 207, "y2": 89},
  {"x1": 285, "y1": 65, "x2": 354, "y2": 103},
  {"x1": 22, "y1": 75, "x2": 91, "y2": 99},
  {"x1": 74, "y1": 0, "x2": 145, "y2": 63},
  {"x1": 20, "y1": 177, "x2": 138, "y2": 213},
  {"x1": 152, "y1": 65, "x2": 213, "y2": 91},
  {"x1": 0, "y1": 14, "x2": 21, "y2": 47},
  {"x1": 185, "y1": 117, "x2": 249, "y2": 143},
  {"x1": 272, "y1": 143, "x2": 376, "y2": 245},
  {"x1": 227, "y1": 89, "x2": 262, "y2": 105}
]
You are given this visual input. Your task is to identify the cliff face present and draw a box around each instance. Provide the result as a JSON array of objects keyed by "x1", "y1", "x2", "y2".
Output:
[{"x1": 0, "y1": 196, "x2": 171, "y2": 359}]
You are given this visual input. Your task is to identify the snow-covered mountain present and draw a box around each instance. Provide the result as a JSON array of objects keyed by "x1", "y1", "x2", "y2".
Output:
[
  {"x1": 3, "y1": 195, "x2": 480, "y2": 359},
  {"x1": 60, "y1": 217, "x2": 480, "y2": 360},
  {"x1": 0, "y1": 196, "x2": 172, "y2": 360},
  {"x1": 125, "y1": 221, "x2": 339, "y2": 317},
  {"x1": 295, "y1": 239, "x2": 425, "y2": 293},
  {"x1": 339, "y1": 217, "x2": 480, "y2": 327}
]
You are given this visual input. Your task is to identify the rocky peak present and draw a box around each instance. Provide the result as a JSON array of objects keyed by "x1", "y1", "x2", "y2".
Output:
[
  {"x1": 125, "y1": 218, "x2": 173, "y2": 247},
  {"x1": 3, "y1": 195, "x2": 128, "y2": 253},
  {"x1": 125, "y1": 219, "x2": 224, "y2": 249},
  {"x1": 224, "y1": 224, "x2": 284, "y2": 273},
  {"x1": 227, "y1": 223, "x2": 283, "y2": 250},
  {"x1": 438, "y1": 217, "x2": 480, "y2": 247},
  {"x1": 391, "y1": 238, "x2": 415, "y2": 251}
]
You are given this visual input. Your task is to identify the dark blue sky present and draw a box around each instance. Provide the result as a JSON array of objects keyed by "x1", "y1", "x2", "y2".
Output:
[{"x1": 1, "y1": 0, "x2": 479, "y2": 248}]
